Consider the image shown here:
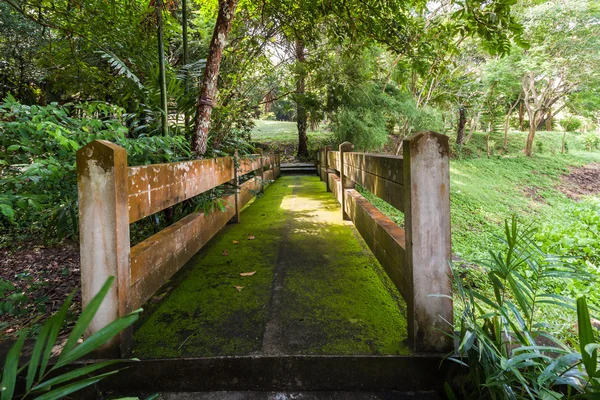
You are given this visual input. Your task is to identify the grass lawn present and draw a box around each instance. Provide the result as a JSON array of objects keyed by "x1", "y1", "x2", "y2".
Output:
[{"x1": 251, "y1": 119, "x2": 332, "y2": 143}]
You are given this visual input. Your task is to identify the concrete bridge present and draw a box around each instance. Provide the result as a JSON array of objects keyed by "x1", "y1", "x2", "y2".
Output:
[{"x1": 76, "y1": 132, "x2": 454, "y2": 397}]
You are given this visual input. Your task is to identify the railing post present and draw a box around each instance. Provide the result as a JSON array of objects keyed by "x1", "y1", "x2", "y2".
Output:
[
  {"x1": 324, "y1": 145, "x2": 332, "y2": 192},
  {"x1": 316, "y1": 148, "x2": 322, "y2": 178},
  {"x1": 230, "y1": 150, "x2": 240, "y2": 224},
  {"x1": 76, "y1": 140, "x2": 131, "y2": 357},
  {"x1": 403, "y1": 131, "x2": 453, "y2": 353},
  {"x1": 257, "y1": 148, "x2": 265, "y2": 193},
  {"x1": 339, "y1": 142, "x2": 354, "y2": 221}
]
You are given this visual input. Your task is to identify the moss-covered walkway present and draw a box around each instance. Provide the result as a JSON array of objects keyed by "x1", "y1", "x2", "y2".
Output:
[{"x1": 131, "y1": 175, "x2": 409, "y2": 358}]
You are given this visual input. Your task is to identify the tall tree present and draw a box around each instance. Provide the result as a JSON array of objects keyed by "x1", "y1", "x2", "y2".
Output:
[
  {"x1": 518, "y1": 0, "x2": 600, "y2": 156},
  {"x1": 192, "y1": 0, "x2": 239, "y2": 155},
  {"x1": 456, "y1": 105, "x2": 466, "y2": 146},
  {"x1": 156, "y1": 0, "x2": 169, "y2": 135},
  {"x1": 294, "y1": 39, "x2": 309, "y2": 158}
]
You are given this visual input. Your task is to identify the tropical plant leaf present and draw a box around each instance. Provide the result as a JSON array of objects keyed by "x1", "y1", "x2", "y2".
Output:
[
  {"x1": 578, "y1": 297, "x2": 597, "y2": 378},
  {"x1": 1, "y1": 332, "x2": 26, "y2": 400}
]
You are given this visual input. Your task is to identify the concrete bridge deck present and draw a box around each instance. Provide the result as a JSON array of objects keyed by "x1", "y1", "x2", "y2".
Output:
[{"x1": 130, "y1": 175, "x2": 410, "y2": 358}]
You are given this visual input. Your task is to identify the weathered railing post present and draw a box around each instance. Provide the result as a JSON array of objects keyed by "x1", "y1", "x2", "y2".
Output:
[
  {"x1": 324, "y1": 145, "x2": 333, "y2": 192},
  {"x1": 76, "y1": 140, "x2": 131, "y2": 356},
  {"x1": 317, "y1": 148, "x2": 323, "y2": 180},
  {"x1": 275, "y1": 152, "x2": 281, "y2": 178},
  {"x1": 339, "y1": 142, "x2": 355, "y2": 220},
  {"x1": 403, "y1": 131, "x2": 453, "y2": 353},
  {"x1": 229, "y1": 150, "x2": 240, "y2": 224},
  {"x1": 257, "y1": 148, "x2": 265, "y2": 193}
]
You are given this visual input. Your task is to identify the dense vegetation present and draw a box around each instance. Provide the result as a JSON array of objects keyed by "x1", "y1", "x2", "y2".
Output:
[{"x1": 1, "y1": 0, "x2": 600, "y2": 397}]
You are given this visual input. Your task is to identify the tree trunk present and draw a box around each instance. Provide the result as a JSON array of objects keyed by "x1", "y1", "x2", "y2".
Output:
[
  {"x1": 503, "y1": 114, "x2": 510, "y2": 149},
  {"x1": 182, "y1": 0, "x2": 188, "y2": 67},
  {"x1": 503, "y1": 94, "x2": 522, "y2": 150},
  {"x1": 456, "y1": 106, "x2": 466, "y2": 146},
  {"x1": 518, "y1": 102, "x2": 525, "y2": 131},
  {"x1": 545, "y1": 110, "x2": 552, "y2": 131},
  {"x1": 465, "y1": 111, "x2": 480, "y2": 145},
  {"x1": 182, "y1": 0, "x2": 190, "y2": 131},
  {"x1": 191, "y1": 0, "x2": 238, "y2": 155},
  {"x1": 524, "y1": 113, "x2": 538, "y2": 156},
  {"x1": 157, "y1": 0, "x2": 168, "y2": 135},
  {"x1": 562, "y1": 130, "x2": 567, "y2": 154},
  {"x1": 295, "y1": 39, "x2": 309, "y2": 159}
]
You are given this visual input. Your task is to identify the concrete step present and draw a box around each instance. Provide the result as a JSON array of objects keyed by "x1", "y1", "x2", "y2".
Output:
[
  {"x1": 280, "y1": 163, "x2": 317, "y2": 175},
  {"x1": 96, "y1": 355, "x2": 452, "y2": 396},
  {"x1": 155, "y1": 391, "x2": 440, "y2": 399}
]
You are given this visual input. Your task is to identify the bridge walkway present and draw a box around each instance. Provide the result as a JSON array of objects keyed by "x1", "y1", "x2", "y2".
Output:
[{"x1": 130, "y1": 175, "x2": 409, "y2": 358}]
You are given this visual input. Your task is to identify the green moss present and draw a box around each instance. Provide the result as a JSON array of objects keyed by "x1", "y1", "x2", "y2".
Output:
[
  {"x1": 276, "y1": 178, "x2": 409, "y2": 355},
  {"x1": 131, "y1": 175, "x2": 409, "y2": 358},
  {"x1": 131, "y1": 180, "x2": 292, "y2": 358}
]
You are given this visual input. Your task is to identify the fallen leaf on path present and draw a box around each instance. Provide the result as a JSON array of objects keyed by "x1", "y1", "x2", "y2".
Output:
[
  {"x1": 222, "y1": 250, "x2": 229, "y2": 256},
  {"x1": 240, "y1": 271, "x2": 256, "y2": 277},
  {"x1": 234, "y1": 285, "x2": 245, "y2": 292},
  {"x1": 248, "y1": 235, "x2": 255, "y2": 240},
  {"x1": 232, "y1": 240, "x2": 240, "y2": 245},
  {"x1": 151, "y1": 293, "x2": 167, "y2": 303}
]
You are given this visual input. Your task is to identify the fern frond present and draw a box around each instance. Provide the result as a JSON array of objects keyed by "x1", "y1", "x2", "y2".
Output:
[{"x1": 97, "y1": 50, "x2": 144, "y2": 90}]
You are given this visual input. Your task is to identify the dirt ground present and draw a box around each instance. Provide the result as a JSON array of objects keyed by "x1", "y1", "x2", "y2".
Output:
[
  {"x1": 560, "y1": 162, "x2": 600, "y2": 200},
  {"x1": 0, "y1": 240, "x2": 81, "y2": 340}
]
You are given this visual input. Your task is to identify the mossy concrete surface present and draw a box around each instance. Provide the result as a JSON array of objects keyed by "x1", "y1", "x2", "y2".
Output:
[{"x1": 131, "y1": 175, "x2": 409, "y2": 358}]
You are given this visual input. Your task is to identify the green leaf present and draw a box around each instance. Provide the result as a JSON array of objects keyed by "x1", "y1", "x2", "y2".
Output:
[
  {"x1": 32, "y1": 359, "x2": 123, "y2": 391},
  {"x1": 577, "y1": 297, "x2": 597, "y2": 378},
  {"x1": 1, "y1": 332, "x2": 26, "y2": 400},
  {"x1": 58, "y1": 277, "x2": 115, "y2": 364},
  {"x1": 54, "y1": 309, "x2": 141, "y2": 368},
  {"x1": 0, "y1": 204, "x2": 15, "y2": 223},
  {"x1": 444, "y1": 382, "x2": 458, "y2": 400},
  {"x1": 26, "y1": 321, "x2": 50, "y2": 391},
  {"x1": 40, "y1": 292, "x2": 74, "y2": 380},
  {"x1": 33, "y1": 370, "x2": 120, "y2": 400}
]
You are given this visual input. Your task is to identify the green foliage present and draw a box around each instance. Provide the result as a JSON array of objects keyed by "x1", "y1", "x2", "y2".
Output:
[
  {"x1": 326, "y1": 60, "x2": 444, "y2": 151},
  {"x1": 447, "y1": 217, "x2": 600, "y2": 399},
  {"x1": 561, "y1": 117, "x2": 583, "y2": 133},
  {"x1": 0, "y1": 274, "x2": 49, "y2": 320},
  {"x1": 536, "y1": 200, "x2": 600, "y2": 307},
  {"x1": 0, "y1": 277, "x2": 142, "y2": 400},
  {"x1": 584, "y1": 134, "x2": 600, "y2": 152},
  {"x1": 0, "y1": 97, "x2": 190, "y2": 243}
]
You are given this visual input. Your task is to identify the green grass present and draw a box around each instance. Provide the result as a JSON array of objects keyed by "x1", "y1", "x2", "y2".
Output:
[
  {"x1": 251, "y1": 120, "x2": 335, "y2": 158},
  {"x1": 251, "y1": 120, "x2": 331, "y2": 143},
  {"x1": 363, "y1": 150, "x2": 600, "y2": 261},
  {"x1": 456, "y1": 129, "x2": 595, "y2": 156}
]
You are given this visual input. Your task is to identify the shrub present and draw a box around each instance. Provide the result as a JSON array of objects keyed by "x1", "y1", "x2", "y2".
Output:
[
  {"x1": 447, "y1": 217, "x2": 600, "y2": 398},
  {"x1": 0, "y1": 96, "x2": 191, "y2": 243},
  {"x1": 584, "y1": 133, "x2": 600, "y2": 151},
  {"x1": 560, "y1": 116, "x2": 583, "y2": 133},
  {"x1": 0, "y1": 277, "x2": 141, "y2": 399}
]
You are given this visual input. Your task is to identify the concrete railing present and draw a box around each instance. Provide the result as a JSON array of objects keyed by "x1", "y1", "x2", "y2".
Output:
[
  {"x1": 316, "y1": 131, "x2": 453, "y2": 354},
  {"x1": 76, "y1": 140, "x2": 280, "y2": 356}
]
